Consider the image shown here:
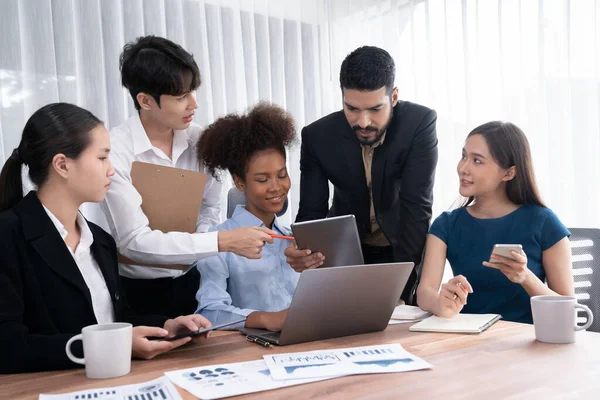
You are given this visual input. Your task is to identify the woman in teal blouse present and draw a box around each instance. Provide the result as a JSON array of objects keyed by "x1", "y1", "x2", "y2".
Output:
[{"x1": 416, "y1": 121, "x2": 573, "y2": 323}]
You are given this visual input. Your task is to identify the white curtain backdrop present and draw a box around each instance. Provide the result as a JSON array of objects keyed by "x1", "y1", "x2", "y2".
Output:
[
  {"x1": 325, "y1": 0, "x2": 600, "y2": 229},
  {"x1": 0, "y1": 0, "x2": 328, "y2": 228},
  {"x1": 1, "y1": 0, "x2": 599, "y2": 231}
]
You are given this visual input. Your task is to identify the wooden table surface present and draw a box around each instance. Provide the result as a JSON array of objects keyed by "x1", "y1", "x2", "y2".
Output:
[{"x1": 2, "y1": 321, "x2": 600, "y2": 400}]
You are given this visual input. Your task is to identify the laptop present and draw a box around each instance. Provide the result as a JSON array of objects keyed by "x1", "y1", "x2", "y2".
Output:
[
  {"x1": 290, "y1": 215, "x2": 364, "y2": 267},
  {"x1": 240, "y1": 262, "x2": 414, "y2": 345}
]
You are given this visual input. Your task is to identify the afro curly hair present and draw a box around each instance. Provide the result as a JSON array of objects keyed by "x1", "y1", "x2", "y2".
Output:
[{"x1": 197, "y1": 102, "x2": 296, "y2": 180}]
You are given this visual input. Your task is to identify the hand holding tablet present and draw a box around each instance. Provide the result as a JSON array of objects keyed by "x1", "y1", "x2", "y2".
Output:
[{"x1": 149, "y1": 318, "x2": 247, "y2": 341}]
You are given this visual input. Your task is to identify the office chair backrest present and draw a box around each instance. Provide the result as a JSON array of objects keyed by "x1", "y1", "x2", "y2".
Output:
[
  {"x1": 569, "y1": 228, "x2": 600, "y2": 333},
  {"x1": 226, "y1": 187, "x2": 288, "y2": 219}
]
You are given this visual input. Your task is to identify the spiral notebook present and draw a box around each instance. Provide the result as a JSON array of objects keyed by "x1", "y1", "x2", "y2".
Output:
[{"x1": 409, "y1": 313, "x2": 501, "y2": 334}]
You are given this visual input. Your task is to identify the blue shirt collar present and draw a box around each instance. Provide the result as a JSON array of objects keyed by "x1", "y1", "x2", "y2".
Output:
[{"x1": 230, "y1": 205, "x2": 290, "y2": 235}]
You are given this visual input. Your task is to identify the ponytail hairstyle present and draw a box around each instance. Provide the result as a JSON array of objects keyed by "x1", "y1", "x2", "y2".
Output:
[{"x1": 0, "y1": 103, "x2": 102, "y2": 212}]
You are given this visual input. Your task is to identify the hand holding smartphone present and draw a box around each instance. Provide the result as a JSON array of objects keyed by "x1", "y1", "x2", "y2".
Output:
[
  {"x1": 149, "y1": 317, "x2": 247, "y2": 341},
  {"x1": 488, "y1": 244, "x2": 523, "y2": 264}
]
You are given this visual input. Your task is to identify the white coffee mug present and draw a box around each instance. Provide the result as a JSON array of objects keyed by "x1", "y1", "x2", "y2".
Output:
[
  {"x1": 66, "y1": 322, "x2": 133, "y2": 379},
  {"x1": 531, "y1": 295, "x2": 593, "y2": 344}
]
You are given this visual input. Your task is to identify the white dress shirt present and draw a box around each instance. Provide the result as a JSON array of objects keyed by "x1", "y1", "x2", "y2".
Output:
[
  {"x1": 43, "y1": 206, "x2": 115, "y2": 324},
  {"x1": 101, "y1": 114, "x2": 222, "y2": 279}
]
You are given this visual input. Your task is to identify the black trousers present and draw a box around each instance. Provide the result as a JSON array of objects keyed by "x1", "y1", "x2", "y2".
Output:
[
  {"x1": 121, "y1": 267, "x2": 201, "y2": 319},
  {"x1": 361, "y1": 244, "x2": 418, "y2": 305}
]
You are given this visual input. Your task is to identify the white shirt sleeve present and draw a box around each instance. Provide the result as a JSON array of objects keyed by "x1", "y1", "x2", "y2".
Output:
[
  {"x1": 196, "y1": 173, "x2": 223, "y2": 233},
  {"x1": 100, "y1": 150, "x2": 219, "y2": 266}
]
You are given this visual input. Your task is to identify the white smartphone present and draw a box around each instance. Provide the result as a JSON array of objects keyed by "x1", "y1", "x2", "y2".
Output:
[{"x1": 488, "y1": 244, "x2": 523, "y2": 264}]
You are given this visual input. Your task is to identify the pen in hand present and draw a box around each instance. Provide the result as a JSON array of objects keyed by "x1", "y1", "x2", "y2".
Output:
[
  {"x1": 269, "y1": 234, "x2": 295, "y2": 241},
  {"x1": 246, "y1": 334, "x2": 272, "y2": 348}
]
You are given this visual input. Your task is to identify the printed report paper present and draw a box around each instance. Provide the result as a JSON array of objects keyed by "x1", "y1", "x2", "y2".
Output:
[
  {"x1": 39, "y1": 376, "x2": 181, "y2": 400},
  {"x1": 263, "y1": 343, "x2": 432, "y2": 381},
  {"x1": 165, "y1": 359, "x2": 334, "y2": 400}
]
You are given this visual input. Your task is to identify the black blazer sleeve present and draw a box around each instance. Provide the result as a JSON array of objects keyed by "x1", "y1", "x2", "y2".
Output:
[
  {"x1": 0, "y1": 211, "x2": 167, "y2": 374},
  {"x1": 395, "y1": 109, "x2": 438, "y2": 266},
  {"x1": 0, "y1": 222, "x2": 84, "y2": 373},
  {"x1": 296, "y1": 126, "x2": 330, "y2": 222}
]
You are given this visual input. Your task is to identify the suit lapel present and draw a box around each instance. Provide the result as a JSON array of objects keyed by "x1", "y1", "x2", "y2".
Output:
[
  {"x1": 372, "y1": 102, "x2": 403, "y2": 209},
  {"x1": 16, "y1": 193, "x2": 94, "y2": 310}
]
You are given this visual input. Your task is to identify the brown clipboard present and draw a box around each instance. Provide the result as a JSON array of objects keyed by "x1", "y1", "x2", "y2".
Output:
[{"x1": 117, "y1": 161, "x2": 208, "y2": 270}]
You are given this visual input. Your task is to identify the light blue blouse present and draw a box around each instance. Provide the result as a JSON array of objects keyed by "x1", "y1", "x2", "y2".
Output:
[{"x1": 195, "y1": 206, "x2": 300, "y2": 328}]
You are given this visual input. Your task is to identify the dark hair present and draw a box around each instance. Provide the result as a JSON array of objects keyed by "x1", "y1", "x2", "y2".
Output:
[
  {"x1": 120, "y1": 35, "x2": 201, "y2": 110},
  {"x1": 462, "y1": 121, "x2": 546, "y2": 208},
  {"x1": 0, "y1": 103, "x2": 102, "y2": 212},
  {"x1": 197, "y1": 102, "x2": 296, "y2": 180},
  {"x1": 339, "y1": 46, "x2": 395, "y2": 95}
]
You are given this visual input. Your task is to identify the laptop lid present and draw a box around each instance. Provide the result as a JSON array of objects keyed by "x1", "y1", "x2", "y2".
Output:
[
  {"x1": 245, "y1": 262, "x2": 413, "y2": 345},
  {"x1": 290, "y1": 215, "x2": 364, "y2": 267}
]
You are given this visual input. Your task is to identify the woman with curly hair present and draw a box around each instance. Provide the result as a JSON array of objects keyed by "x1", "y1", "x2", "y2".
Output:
[{"x1": 194, "y1": 102, "x2": 299, "y2": 332}]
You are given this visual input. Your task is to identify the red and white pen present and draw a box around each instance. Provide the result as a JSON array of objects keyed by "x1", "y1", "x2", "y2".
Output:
[{"x1": 269, "y1": 234, "x2": 295, "y2": 241}]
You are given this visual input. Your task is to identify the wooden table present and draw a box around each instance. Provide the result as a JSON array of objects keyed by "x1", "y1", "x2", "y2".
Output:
[{"x1": 2, "y1": 321, "x2": 600, "y2": 399}]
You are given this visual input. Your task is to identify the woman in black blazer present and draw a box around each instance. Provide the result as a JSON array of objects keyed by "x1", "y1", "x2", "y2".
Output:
[{"x1": 0, "y1": 103, "x2": 211, "y2": 374}]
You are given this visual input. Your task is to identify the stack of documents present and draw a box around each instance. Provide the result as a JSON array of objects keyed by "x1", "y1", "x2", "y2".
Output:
[
  {"x1": 166, "y1": 359, "x2": 332, "y2": 400},
  {"x1": 391, "y1": 305, "x2": 431, "y2": 320},
  {"x1": 388, "y1": 305, "x2": 431, "y2": 325},
  {"x1": 165, "y1": 344, "x2": 431, "y2": 399}
]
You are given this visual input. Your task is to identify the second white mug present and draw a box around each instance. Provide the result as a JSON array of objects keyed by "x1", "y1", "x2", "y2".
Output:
[
  {"x1": 66, "y1": 322, "x2": 133, "y2": 379},
  {"x1": 531, "y1": 295, "x2": 593, "y2": 344}
]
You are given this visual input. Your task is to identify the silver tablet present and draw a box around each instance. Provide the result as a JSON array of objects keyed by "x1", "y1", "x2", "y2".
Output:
[{"x1": 291, "y1": 214, "x2": 364, "y2": 267}]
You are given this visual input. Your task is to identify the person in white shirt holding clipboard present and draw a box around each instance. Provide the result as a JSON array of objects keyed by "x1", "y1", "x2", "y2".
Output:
[{"x1": 101, "y1": 36, "x2": 275, "y2": 319}]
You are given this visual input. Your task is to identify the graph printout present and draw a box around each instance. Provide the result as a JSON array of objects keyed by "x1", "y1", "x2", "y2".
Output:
[
  {"x1": 39, "y1": 376, "x2": 181, "y2": 400},
  {"x1": 263, "y1": 343, "x2": 432, "y2": 381},
  {"x1": 165, "y1": 360, "x2": 333, "y2": 399}
]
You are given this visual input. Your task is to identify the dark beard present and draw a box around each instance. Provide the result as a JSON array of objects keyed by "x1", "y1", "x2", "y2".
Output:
[{"x1": 352, "y1": 107, "x2": 394, "y2": 145}]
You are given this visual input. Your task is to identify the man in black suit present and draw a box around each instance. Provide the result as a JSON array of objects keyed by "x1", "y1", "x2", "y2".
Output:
[{"x1": 285, "y1": 46, "x2": 438, "y2": 304}]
